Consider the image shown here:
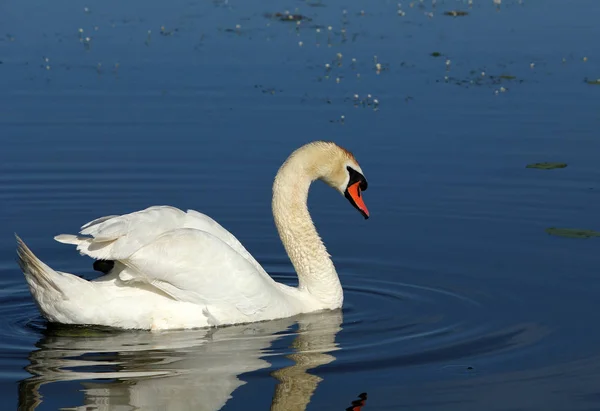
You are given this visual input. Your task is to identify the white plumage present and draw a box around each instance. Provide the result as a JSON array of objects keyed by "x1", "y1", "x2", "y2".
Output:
[{"x1": 17, "y1": 141, "x2": 369, "y2": 330}]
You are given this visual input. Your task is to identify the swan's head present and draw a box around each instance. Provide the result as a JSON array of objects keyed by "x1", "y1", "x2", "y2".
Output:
[
  {"x1": 327, "y1": 145, "x2": 369, "y2": 220},
  {"x1": 303, "y1": 141, "x2": 370, "y2": 219}
]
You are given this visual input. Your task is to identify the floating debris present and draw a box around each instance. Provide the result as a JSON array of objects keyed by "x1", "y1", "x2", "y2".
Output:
[
  {"x1": 160, "y1": 26, "x2": 178, "y2": 36},
  {"x1": 41, "y1": 56, "x2": 51, "y2": 70},
  {"x1": 254, "y1": 85, "x2": 282, "y2": 95},
  {"x1": 431, "y1": 51, "x2": 442, "y2": 57},
  {"x1": 585, "y1": 78, "x2": 600, "y2": 85},
  {"x1": 347, "y1": 93, "x2": 380, "y2": 110},
  {"x1": 526, "y1": 162, "x2": 567, "y2": 170},
  {"x1": 264, "y1": 12, "x2": 311, "y2": 22},
  {"x1": 441, "y1": 364, "x2": 478, "y2": 376},
  {"x1": 82, "y1": 36, "x2": 92, "y2": 51},
  {"x1": 440, "y1": 71, "x2": 524, "y2": 88},
  {"x1": 546, "y1": 227, "x2": 600, "y2": 239},
  {"x1": 443, "y1": 10, "x2": 468, "y2": 16}
]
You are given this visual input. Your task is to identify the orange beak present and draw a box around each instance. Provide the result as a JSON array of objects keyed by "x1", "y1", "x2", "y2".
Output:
[{"x1": 345, "y1": 181, "x2": 369, "y2": 219}]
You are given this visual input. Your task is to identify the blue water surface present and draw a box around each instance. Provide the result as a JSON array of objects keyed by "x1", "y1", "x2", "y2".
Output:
[{"x1": 1, "y1": 0, "x2": 600, "y2": 409}]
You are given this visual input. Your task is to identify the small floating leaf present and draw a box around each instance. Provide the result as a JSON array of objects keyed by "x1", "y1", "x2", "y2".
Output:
[
  {"x1": 546, "y1": 227, "x2": 600, "y2": 239},
  {"x1": 431, "y1": 51, "x2": 442, "y2": 57},
  {"x1": 499, "y1": 74, "x2": 517, "y2": 80},
  {"x1": 443, "y1": 10, "x2": 469, "y2": 16},
  {"x1": 586, "y1": 78, "x2": 600, "y2": 85},
  {"x1": 526, "y1": 162, "x2": 567, "y2": 170}
]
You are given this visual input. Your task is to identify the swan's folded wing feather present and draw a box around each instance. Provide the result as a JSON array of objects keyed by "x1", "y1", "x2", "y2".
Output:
[
  {"x1": 183, "y1": 209, "x2": 267, "y2": 276},
  {"x1": 57, "y1": 206, "x2": 266, "y2": 275},
  {"x1": 120, "y1": 228, "x2": 276, "y2": 318},
  {"x1": 55, "y1": 206, "x2": 189, "y2": 260}
]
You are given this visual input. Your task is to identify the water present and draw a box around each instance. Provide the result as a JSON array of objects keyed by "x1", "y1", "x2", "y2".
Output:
[{"x1": 1, "y1": 0, "x2": 600, "y2": 409}]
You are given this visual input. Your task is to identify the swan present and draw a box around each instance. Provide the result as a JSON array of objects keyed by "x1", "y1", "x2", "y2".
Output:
[{"x1": 16, "y1": 141, "x2": 369, "y2": 330}]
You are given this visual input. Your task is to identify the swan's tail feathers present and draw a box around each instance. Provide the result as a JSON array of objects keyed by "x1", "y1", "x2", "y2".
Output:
[{"x1": 16, "y1": 234, "x2": 64, "y2": 297}]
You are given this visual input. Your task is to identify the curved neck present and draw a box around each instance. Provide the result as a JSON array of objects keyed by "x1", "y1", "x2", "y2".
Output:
[{"x1": 272, "y1": 151, "x2": 343, "y2": 309}]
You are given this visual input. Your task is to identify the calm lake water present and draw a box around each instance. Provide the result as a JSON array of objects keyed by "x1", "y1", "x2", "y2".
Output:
[{"x1": 2, "y1": 0, "x2": 600, "y2": 409}]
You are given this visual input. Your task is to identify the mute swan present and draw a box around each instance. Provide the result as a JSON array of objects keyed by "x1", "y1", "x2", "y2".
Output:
[{"x1": 16, "y1": 141, "x2": 369, "y2": 330}]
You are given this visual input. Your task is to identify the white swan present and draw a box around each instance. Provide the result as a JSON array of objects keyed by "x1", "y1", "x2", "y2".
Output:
[{"x1": 16, "y1": 141, "x2": 369, "y2": 330}]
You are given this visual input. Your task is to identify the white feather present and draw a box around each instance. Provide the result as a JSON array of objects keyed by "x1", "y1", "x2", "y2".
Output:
[{"x1": 16, "y1": 141, "x2": 367, "y2": 330}]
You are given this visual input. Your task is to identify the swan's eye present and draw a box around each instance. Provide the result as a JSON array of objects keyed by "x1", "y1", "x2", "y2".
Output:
[{"x1": 346, "y1": 166, "x2": 368, "y2": 191}]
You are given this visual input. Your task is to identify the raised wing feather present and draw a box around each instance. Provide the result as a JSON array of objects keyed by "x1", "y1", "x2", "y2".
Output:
[
  {"x1": 55, "y1": 206, "x2": 266, "y2": 275},
  {"x1": 121, "y1": 228, "x2": 277, "y2": 318}
]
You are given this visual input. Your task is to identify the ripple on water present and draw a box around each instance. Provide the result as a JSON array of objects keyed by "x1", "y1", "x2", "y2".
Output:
[{"x1": 2, "y1": 257, "x2": 549, "y2": 410}]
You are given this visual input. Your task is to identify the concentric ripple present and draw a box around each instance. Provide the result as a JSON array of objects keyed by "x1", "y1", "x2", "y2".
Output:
[{"x1": 0, "y1": 254, "x2": 572, "y2": 410}]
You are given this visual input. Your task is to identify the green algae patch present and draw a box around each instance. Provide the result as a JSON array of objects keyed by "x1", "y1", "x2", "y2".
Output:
[
  {"x1": 526, "y1": 162, "x2": 567, "y2": 170},
  {"x1": 546, "y1": 227, "x2": 600, "y2": 239}
]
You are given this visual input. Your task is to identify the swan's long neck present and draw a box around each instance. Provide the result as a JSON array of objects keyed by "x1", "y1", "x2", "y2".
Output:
[{"x1": 272, "y1": 149, "x2": 343, "y2": 309}]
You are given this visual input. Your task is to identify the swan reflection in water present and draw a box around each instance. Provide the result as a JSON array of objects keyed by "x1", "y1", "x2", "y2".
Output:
[{"x1": 19, "y1": 310, "x2": 343, "y2": 411}]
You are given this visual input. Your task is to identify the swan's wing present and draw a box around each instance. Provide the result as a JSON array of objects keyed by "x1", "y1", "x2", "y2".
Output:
[
  {"x1": 119, "y1": 228, "x2": 276, "y2": 319},
  {"x1": 183, "y1": 209, "x2": 266, "y2": 275},
  {"x1": 56, "y1": 206, "x2": 188, "y2": 260},
  {"x1": 56, "y1": 206, "x2": 266, "y2": 274}
]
